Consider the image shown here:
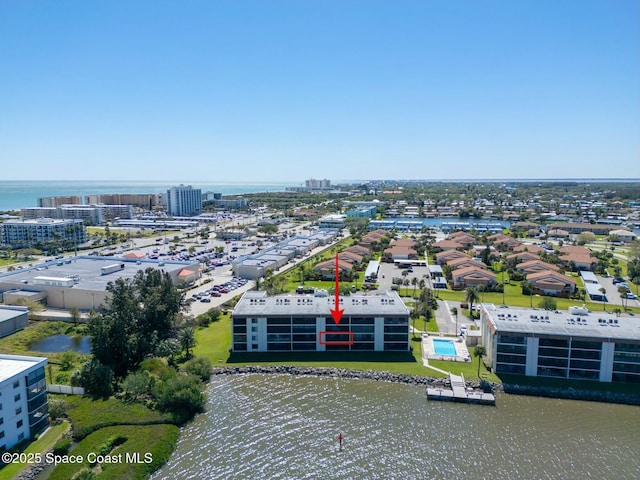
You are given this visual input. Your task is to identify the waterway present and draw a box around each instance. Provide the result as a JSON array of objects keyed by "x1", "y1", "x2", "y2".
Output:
[{"x1": 152, "y1": 374, "x2": 640, "y2": 479}]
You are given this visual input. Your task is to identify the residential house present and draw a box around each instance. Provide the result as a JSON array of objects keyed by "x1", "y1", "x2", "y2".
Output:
[
  {"x1": 527, "y1": 271, "x2": 576, "y2": 296},
  {"x1": 313, "y1": 258, "x2": 354, "y2": 280},
  {"x1": 432, "y1": 239, "x2": 464, "y2": 251},
  {"x1": 435, "y1": 250, "x2": 472, "y2": 266},
  {"x1": 516, "y1": 260, "x2": 560, "y2": 275},
  {"x1": 447, "y1": 257, "x2": 487, "y2": 271},
  {"x1": 451, "y1": 267, "x2": 497, "y2": 289}
]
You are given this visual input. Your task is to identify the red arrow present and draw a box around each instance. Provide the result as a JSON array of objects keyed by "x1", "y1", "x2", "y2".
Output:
[{"x1": 330, "y1": 253, "x2": 343, "y2": 324}]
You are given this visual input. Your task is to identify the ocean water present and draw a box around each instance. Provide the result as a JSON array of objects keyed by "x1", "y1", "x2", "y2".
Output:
[{"x1": 0, "y1": 181, "x2": 296, "y2": 211}]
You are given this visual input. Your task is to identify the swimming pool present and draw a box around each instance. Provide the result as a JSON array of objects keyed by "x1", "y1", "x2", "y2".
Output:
[{"x1": 432, "y1": 338, "x2": 457, "y2": 356}]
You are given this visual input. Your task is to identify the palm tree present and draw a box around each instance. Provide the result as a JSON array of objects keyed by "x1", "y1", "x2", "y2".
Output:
[
  {"x1": 618, "y1": 286, "x2": 628, "y2": 309},
  {"x1": 451, "y1": 306, "x2": 458, "y2": 335},
  {"x1": 599, "y1": 287, "x2": 607, "y2": 311},
  {"x1": 474, "y1": 345, "x2": 487, "y2": 378},
  {"x1": 411, "y1": 277, "x2": 418, "y2": 298},
  {"x1": 179, "y1": 327, "x2": 197, "y2": 359},
  {"x1": 465, "y1": 286, "x2": 480, "y2": 317}
]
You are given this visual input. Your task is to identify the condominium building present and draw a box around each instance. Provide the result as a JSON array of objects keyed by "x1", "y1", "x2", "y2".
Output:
[
  {"x1": 166, "y1": 185, "x2": 202, "y2": 217},
  {"x1": 480, "y1": 304, "x2": 640, "y2": 383},
  {"x1": 305, "y1": 178, "x2": 331, "y2": 190},
  {"x1": 37, "y1": 196, "x2": 82, "y2": 208},
  {"x1": 22, "y1": 205, "x2": 133, "y2": 225},
  {"x1": 0, "y1": 354, "x2": 48, "y2": 451},
  {"x1": 84, "y1": 193, "x2": 160, "y2": 209},
  {"x1": 0, "y1": 219, "x2": 86, "y2": 248},
  {"x1": 232, "y1": 291, "x2": 410, "y2": 352}
]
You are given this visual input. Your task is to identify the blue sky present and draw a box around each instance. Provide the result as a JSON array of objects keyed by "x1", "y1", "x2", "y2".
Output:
[{"x1": 1, "y1": 0, "x2": 638, "y2": 182}]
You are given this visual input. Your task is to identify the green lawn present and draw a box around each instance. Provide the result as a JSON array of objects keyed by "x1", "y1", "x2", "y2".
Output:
[
  {"x1": 50, "y1": 424, "x2": 179, "y2": 480},
  {"x1": 65, "y1": 396, "x2": 170, "y2": 440},
  {"x1": 0, "y1": 422, "x2": 70, "y2": 480}
]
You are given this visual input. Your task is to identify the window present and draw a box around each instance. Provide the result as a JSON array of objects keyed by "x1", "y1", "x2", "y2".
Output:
[
  {"x1": 15, "y1": 407, "x2": 21, "y2": 415},
  {"x1": 16, "y1": 420, "x2": 22, "y2": 428},
  {"x1": 0, "y1": 432, "x2": 3, "y2": 439},
  {"x1": 14, "y1": 394, "x2": 20, "y2": 402},
  {"x1": 13, "y1": 381, "x2": 19, "y2": 389},
  {"x1": 18, "y1": 433, "x2": 24, "y2": 441},
  {"x1": 0, "y1": 418, "x2": 3, "y2": 425}
]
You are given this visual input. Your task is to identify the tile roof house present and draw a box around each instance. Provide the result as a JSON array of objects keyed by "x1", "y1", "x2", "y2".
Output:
[
  {"x1": 506, "y1": 251, "x2": 540, "y2": 264},
  {"x1": 338, "y1": 251, "x2": 363, "y2": 265},
  {"x1": 559, "y1": 245, "x2": 591, "y2": 256},
  {"x1": 447, "y1": 231, "x2": 476, "y2": 246},
  {"x1": 527, "y1": 270, "x2": 576, "y2": 296},
  {"x1": 516, "y1": 260, "x2": 560, "y2": 275},
  {"x1": 432, "y1": 239, "x2": 464, "y2": 251},
  {"x1": 343, "y1": 245, "x2": 370, "y2": 257},
  {"x1": 451, "y1": 266, "x2": 497, "y2": 289},
  {"x1": 559, "y1": 253, "x2": 597, "y2": 271},
  {"x1": 488, "y1": 233, "x2": 521, "y2": 251},
  {"x1": 513, "y1": 244, "x2": 545, "y2": 255},
  {"x1": 313, "y1": 258, "x2": 354, "y2": 280},
  {"x1": 384, "y1": 245, "x2": 418, "y2": 260},
  {"x1": 435, "y1": 250, "x2": 472, "y2": 266},
  {"x1": 447, "y1": 257, "x2": 488, "y2": 271}
]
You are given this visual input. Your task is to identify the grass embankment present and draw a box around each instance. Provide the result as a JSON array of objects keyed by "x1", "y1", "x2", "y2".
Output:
[
  {"x1": 0, "y1": 422, "x2": 69, "y2": 480},
  {"x1": 65, "y1": 396, "x2": 170, "y2": 440},
  {"x1": 50, "y1": 424, "x2": 179, "y2": 480},
  {"x1": 42, "y1": 396, "x2": 177, "y2": 480}
]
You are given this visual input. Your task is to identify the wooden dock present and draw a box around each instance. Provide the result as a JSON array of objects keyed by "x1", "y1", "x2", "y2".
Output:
[{"x1": 427, "y1": 373, "x2": 496, "y2": 406}]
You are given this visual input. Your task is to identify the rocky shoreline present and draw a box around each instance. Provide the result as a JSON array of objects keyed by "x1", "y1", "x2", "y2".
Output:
[{"x1": 210, "y1": 365, "x2": 503, "y2": 392}]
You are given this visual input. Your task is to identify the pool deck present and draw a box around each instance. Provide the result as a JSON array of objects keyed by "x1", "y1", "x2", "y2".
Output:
[
  {"x1": 427, "y1": 373, "x2": 496, "y2": 406},
  {"x1": 423, "y1": 333, "x2": 472, "y2": 363}
]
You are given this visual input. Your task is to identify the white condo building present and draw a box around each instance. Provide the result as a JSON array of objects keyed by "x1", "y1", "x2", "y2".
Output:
[
  {"x1": 166, "y1": 185, "x2": 202, "y2": 217},
  {"x1": 0, "y1": 355, "x2": 48, "y2": 451}
]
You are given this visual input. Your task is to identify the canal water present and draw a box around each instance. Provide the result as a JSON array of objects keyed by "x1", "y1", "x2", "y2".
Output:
[{"x1": 153, "y1": 374, "x2": 640, "y2": 480}]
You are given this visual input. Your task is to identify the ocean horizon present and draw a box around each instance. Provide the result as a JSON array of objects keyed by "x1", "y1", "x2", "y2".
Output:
[
  {"x1": 1, "y1": 178, "x2": 637, "y2": 212},
  {"x1": 0, "y1": 180, "x2": 297, "y2": 211}
]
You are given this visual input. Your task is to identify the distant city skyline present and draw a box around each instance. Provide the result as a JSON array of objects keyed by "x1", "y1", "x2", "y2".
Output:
[{"x1": 1, "y1": 1, "x2": 638, "y2": 182}]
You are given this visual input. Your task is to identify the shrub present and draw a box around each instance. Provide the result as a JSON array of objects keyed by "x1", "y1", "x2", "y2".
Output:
[
  {"x1": 183, "y1": 356, "x2": 212, "y2": 383},
  {"x1": 53, "y1": 436, "x2": 72, "y2": 456},
  {"x1": 75, "y1": 359, "x2": 114, "y2": 398},
  {"x1": 140, "y1": 357, "x2": 173, "y2": 380},
  {"x1": 48, "y1": 397, "x2": 69, "y2": 423},
  {"x1": 71, "y1": 468, "x2": 96, "y2": 480},
  {"x1": 119, "y1": 371, "x2": 156, "y2": 403},
  {"x1": 154, "y1": 373, "x2": 205, "y2": 424}
]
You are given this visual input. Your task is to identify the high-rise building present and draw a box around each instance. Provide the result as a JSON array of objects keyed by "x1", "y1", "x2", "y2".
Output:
[
  {"x1": 166, "y1": 185, "x2": 202, "y2": 217},
  {"x1": 305, "y1": 178, "x2": 331, "y2": 190},
  {"x1": 37, "y1": 196, "x2": 82, "y2": 208}
]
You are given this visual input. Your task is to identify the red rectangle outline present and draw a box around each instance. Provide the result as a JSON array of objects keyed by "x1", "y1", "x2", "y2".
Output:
[{"x1": 319, "y1": 331, "x2": 354, "y2": 346}]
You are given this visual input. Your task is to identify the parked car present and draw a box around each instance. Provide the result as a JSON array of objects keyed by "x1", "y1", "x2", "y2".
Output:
[{"x1": 625, "y1": 293, "x2": 638, "y2": 300}]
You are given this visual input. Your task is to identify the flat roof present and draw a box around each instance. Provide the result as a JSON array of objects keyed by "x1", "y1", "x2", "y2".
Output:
[
  {"x1": 0, "y1": 256, "x2": 198, "y2": 292},
  {"x1": 580, "y1": 271, "x2": 599, "y2": 282},
  {"x1": 0, "y1": 306, "x2": 28, "y2": 323},
  {"x1": 584, "y1": 283, "x2": 605, "y2": 295},
  {"x1": 0, "y1": 354, "x2": 47, "y2": 384},
  {"x1": 482, "y1": 304, "x2": 640, "y2": 341},
  {"x1": 234, "y1": 290, "x2": 410, "y2": 317}
]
